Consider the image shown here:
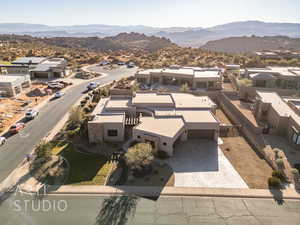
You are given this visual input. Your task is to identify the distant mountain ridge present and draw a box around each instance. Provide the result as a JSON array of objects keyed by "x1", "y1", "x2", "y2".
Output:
[
  {"x1": 201, "y1": 36, "x2": 300, "y2": 53},
  {"x1": 0, "y1": 32, "x2": 174, "y2": 52},
  {"x1": 1, "y1": 21, "x2": 300, "y2": 47}
]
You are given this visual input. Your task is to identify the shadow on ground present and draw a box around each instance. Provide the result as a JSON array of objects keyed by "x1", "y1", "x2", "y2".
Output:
[
  {"x1": 106, "y1": 159, "x2": 174, "y2": 201},
  {"x1": 269, "y1": 188, "x2": 285, "y2": 205},
  {"x1": 95, "y1": 195, "x2": 139, "y2": 225}
]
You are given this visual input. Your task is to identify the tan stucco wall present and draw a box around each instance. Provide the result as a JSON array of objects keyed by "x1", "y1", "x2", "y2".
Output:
[
  {"x1": 132, "y1": 127, "x2": 185, "y2": 156},
  {"x1": 88, "y1": 121, "x2": 125, "y2": 143},
  {"x1": 88, "y1": 122, "x2": 104, "y2": 143}
]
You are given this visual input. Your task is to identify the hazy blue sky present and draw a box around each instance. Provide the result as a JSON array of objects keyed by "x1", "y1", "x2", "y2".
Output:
[{"x1": 1, "y1": 0, "x2": 299, "y2": 27}]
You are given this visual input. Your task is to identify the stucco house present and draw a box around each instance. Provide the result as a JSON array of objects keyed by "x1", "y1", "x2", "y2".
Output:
[
  {"x1": 254, "y1": 91, "x2": 300, "y2": 149},
  {"x1": 245, "y1": 67, "x2": 300, "y2": 89},
  {"x1": 0, "y1": 74, "x2": 31, "y2": 97},
  {"x1": 88, "y1": 92, "x2": 219, "y2": 156},
  {"x1": 1, "y1": 57, "x2": 69, "y2": 79},
  {"x1": 135, "y1": 66, "x2": 223, "y2": 90}
]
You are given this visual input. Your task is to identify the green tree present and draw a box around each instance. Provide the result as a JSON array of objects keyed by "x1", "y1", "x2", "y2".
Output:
[
  {"x1": 124, "y1": 143, "x2": 154, "y2": 172},
  {"x1": 69, "y1": 106, "x2": 84, "y2": 127}
]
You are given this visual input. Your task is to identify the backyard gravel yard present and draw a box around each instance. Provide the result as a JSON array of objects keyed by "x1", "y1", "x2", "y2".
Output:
[{"x1": 220, "y1": 136, "x2": 273, "y2": 189}]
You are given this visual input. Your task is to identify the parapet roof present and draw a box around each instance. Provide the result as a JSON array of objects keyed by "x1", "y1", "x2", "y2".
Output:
[
  {"x1": 132, "y1": 93, "x2": 174, "y2": 105},
  {"x1": 93, "y1": 113, "x2": 125, "y2": 123},
  {"x1": 105, "y1": 98, "x2": 131, "y2": 109},
  {"x1": 171, "y1": 93, "x2": 216, "y2": 109},
  {"x1": 134, "y1": 117, "x2": 184, "y2": 138}
]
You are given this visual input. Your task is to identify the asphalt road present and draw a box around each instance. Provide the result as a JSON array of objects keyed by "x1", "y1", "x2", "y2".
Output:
[
  {"x1": 1, "y1": 193, "x2": 300, "y2": 225},
  {"x1": 0, "y1": 66, "x2": 137, "y2": 183}
]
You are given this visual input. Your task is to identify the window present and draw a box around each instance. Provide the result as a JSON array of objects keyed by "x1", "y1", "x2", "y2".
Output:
[
  {"x1": 261, "y1": 110, "x2": 268, "y2": 117},
  {"x1": 163, "y1": 142, "x2": 167, "y2": 146},
  {"x1": 107, "y1": 129, "x2": 118, "y2": 137},
  {"x1": 137, "y1": 135, "x2": 141, "y2": 139},
  {"x1": 291, "y1": 127, "x2": 300, "y2": 144}
]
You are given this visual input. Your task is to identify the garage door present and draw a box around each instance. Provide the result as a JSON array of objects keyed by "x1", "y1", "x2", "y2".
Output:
[
  {"x1": 188, "y1": 129, "x2": 215, "y2": 139},
  {"x1": 34, "y1": 72, "x2": 49, "y2": 78}
]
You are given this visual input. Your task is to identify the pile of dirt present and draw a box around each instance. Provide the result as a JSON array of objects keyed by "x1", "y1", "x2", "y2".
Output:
[{"x1": 26, "y1": 88, "x2": 47, "y2": 97}]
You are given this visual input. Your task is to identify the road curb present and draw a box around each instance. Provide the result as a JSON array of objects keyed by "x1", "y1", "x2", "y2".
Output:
[{"x1": 19, "y1": 185, "x2": 300, "y2": 200}]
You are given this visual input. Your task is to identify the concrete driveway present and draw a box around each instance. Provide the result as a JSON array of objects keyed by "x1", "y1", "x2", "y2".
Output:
[{"x1": 167, "y1": 140, "x2": 248, "y2": 188}]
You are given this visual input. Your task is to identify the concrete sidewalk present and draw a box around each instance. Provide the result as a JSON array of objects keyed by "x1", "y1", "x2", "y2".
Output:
[{"x1": 17, "y1": 182, "x2": 300, "y2": 199}]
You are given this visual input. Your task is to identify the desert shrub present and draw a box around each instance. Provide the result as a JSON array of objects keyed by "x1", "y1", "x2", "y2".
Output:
[
  {"x1": 35, "y1": 140, "x2": 53, "y2": 160},
  {"x1": 179, "y1": 83, "x2": 190, "y2": 92},
  {"x1": 100, "y1": 88, "x2": 109, "y2": 97},
  {"x1": 268, "y1": 176, "x2": 281, "y2": 188},
  {"x1": 157, "y1": 150, "x2": 169, "y2": 159},
  {"x1": 69, "y1": 106, "x2": 84, "y2": 127},
  {"x1": 238, "y1": 78, "x2": 252, "y2": 87},
  {"x1": 291, "y1": 168, "x2": 299, "y2": 176},
  {"x1": 275, "y1": 158, "x2": 284, "y2": 168},
  {"x1": 272, "y1": 170, "x2": 285, "y2": 181},
  {"x1": 80, "y1": 100, "x2": 87, "y2": 106},
  {"x1": 66, "y1": 127, "x2": 80, "y2": 138}
]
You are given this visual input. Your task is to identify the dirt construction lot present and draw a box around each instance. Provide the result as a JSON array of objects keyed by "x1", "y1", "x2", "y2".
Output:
[
  {"x1": 0, "y1": 83, "x2": 49, "y2": 133},
  {"x1": 220, "y1": 136, "x2": 273, "y2": 189}
]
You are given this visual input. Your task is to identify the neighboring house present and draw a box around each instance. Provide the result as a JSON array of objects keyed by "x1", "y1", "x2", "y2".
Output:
[
  {"x1": 255, "y1": 50, "x2": 300, "y2": 60},
  {"x1": 0, "y1": 64, "x2": 30, "y2": 75},
  {"x1": 1, "y1": 57, "x2": 69, "y2": 79},
  {"x1": 135, "y1": 66, "x2": 223, "y2": 90},
  {"x1": 253, "y1": 91, "x2": 300, "y2": 149},
  {"x1": 0, "y1": 74, "x2": 31, "y2": 97},
  {"x1": 88, "y1": 92, "x2": 219, "y2": 156},
  {"x1": 245, "y1": 67, "x2": 300, "y2": 89},
  {"x1": 30, "y1": 58, "x2": 68, "y2": 79}
]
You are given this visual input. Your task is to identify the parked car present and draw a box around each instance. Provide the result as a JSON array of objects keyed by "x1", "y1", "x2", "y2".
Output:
[
  {"x1": 127, "y1": 62, "x2": 135, "y2": 68},
  {"x1": 99, "y1": 61, "x2": 110, "y2": 66},
  {"x1": 87, "y1": 82, "x2": 98, "y2": 90},
  {"x1": 0, "y1": 136, "x2": 6, "y2": 146},
  {"x1": 48, "y1": 83, "x2": 64, "y2": 89},
  {"x1": 54, "y1": 91, "x2": 65, "y2": 98},
  {"x1": 117, "y1": 61, "x2": 125, "y2": 65},
  {"x1": 9, "y1": 123, "x2": 25, "y2": 134},
  {"x1": 25, "y1": 109, "x2": 39, "y2": 120}
]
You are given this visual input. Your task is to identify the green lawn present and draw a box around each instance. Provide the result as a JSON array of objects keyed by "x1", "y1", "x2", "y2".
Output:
[
  {"x1": 52, "y1": 142, "x2": 112, "y2": 185},
  {"x1": 0, "y1": 61, "x2": 12, "y2": 65}
]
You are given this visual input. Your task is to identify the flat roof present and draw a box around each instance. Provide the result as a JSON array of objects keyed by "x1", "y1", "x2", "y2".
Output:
[
  {"x1": 12, "y1": 57, "x2": 47, "y2": 64},
  {"x1": 91, "y1": 98, "x2": 108, "y2": 116},
  {"x1": 134, "y1": 117, "x2": 184, "y2": 138},
  {"x1": 0, "y1": 74, "x2": 30, "y2": 85},
  {"x1": 162, "y1": 68, "x2": 194, "y2": 76},
  {"x1": 105, "y1": 98, "x2": 131, "y2": 109},
  {"x1": 132, "y1": 93, "x2": 174, "y2": 105},
  {"x1": 171, "y1": 93, "x2": 216, "y2": 109},
  {"x1": 177, "y1": 110, "x2": 218, "y2": 123},
  {"x1": 93, "y1": 113, "x2": 124, "y2": 123},
  {"x1": 154, "y1": 109, "x2": 218, "y2": 123},
  {"x1": 136, "y1": 69, "x2": 162, "y2": 75},
  {"x1": 194, "y1": 70, "x2": 220, "y2": 78}
]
